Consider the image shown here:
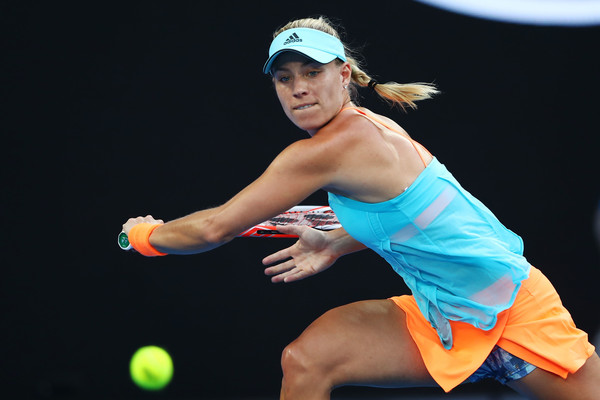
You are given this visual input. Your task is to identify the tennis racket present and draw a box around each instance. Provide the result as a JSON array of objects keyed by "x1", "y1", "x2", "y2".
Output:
[{"x1": 118, "y1": 205, "x2": 341, "y2": 250}]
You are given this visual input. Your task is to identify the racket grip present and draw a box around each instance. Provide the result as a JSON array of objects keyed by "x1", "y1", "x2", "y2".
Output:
[{"x1": 118, "y1": 231, "x2": 133, "y2": 251}]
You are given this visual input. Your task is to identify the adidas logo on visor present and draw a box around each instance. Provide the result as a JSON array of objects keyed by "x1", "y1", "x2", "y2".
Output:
[{"x1": 283, "y1": 33, "x2": 302, "y2": 45}]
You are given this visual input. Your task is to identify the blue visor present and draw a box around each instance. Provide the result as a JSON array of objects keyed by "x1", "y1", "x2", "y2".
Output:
[{"x1": 263, "y1": 27, "x2": 346, "y2": 74}]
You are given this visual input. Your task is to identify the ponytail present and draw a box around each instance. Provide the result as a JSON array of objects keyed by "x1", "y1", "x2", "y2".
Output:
[
  {"x1": 346, "y1": 54, "x2": 439, "y2": 111},
  {"x1": 273, "y1": 16, "x2": 438, "y2": 110}
]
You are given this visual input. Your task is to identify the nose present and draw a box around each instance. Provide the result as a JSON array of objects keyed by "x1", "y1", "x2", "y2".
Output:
[{"x1": 292, "y1": 78, "x2": 309, "y2": 97}]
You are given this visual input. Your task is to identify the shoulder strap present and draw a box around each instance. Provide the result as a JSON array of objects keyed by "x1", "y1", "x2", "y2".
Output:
[{"x1": 341, "y1": 107, "x2": 430, "y2": 167}]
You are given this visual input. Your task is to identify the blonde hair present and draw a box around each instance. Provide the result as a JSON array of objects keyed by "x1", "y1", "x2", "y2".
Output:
[{"x1": 273, "y1": 16, "x2": 439, "y2": 111}]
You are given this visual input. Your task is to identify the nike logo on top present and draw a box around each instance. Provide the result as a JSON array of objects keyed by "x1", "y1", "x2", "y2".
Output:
[{"x1": 283, "y1": 33, "x2": 302, "y2": 45}]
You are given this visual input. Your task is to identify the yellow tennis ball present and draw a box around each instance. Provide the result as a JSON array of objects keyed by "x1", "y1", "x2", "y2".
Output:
[{"x1": 129, "y1": 346, "x2": 173, "y2": 391}]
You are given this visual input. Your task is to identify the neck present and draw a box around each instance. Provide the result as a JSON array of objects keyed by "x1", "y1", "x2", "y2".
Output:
[{"x1": 306, "y1": 100, "x2": 355, "y2": 137}]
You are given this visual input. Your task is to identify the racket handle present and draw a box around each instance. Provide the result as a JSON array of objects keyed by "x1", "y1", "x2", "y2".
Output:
[{"x1": 118, "y1": 231, "x2": 133, "y2": 251}]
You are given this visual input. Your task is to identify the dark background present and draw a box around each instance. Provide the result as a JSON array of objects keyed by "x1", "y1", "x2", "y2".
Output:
[{"x1": 4, "y1": 1, "x2": 600, "y2": 399}]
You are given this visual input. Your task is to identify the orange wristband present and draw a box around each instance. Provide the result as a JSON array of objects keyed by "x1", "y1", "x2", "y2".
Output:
[{"x1": 128, "y1": 223, "x2": 167, "y2": 257}]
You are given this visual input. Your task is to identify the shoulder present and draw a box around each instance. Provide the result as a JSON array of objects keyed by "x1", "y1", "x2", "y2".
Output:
[
  {"x1": 270, "y1": 108, "x2": 384, "y2": 172},
  {"x1": 297, "y1": 110, "x2": 373, "y2": 150},
  {"x1": 316, "y1": 107, "x2": 384, "y2": 148},
  {"x1": 325, "y1": 107, "x2": 379, "y2": 134}
]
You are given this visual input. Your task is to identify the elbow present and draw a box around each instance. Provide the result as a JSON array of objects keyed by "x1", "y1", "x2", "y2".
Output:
[
  {"x1": 193, "y1": 216, "x2": 237, "y2": 248},
  {"x1": 201, "y1": 227, "x2": 236, "y2": 247}
]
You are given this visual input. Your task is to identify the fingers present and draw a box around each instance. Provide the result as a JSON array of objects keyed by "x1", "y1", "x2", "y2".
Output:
[
  {"x1": 262, "y1": 224, "x2": 328, "y2": 283},
  {"x1": 268, "y1": 265, "x2": 310, "y2": 283},
  {"x1": 272, "y1": 269, "x2": 301, "y2": 283},
  {"x1": 264, "y1": 256, "x2": 320, "y2": 283},
  {"x1": 262, "y1": 247, "x2": 292, "y2": 265},
  {"x1": 262, "y1": 225, "x2": 317, "y2": 265},
  {"x1": 274, "y1": 224, "x2": 309, "y2": 235},
  {"x1": 264, "y1": 256, "x2": 307, "y2": 283},
  {"x1": 122, "y1": 215, "x2": 164, "y2": 234},
  {"x1": 264, "y1": 258, "x2": 296, "y2": 277}
]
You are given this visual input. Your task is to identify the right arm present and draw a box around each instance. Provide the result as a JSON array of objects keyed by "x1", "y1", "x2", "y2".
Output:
[
  {"x1": 262, "y1": 225, "x2": 366, "y2": 283},
  {"x1": 123, "y1": 135, "x2": 340, "y2": 255}
]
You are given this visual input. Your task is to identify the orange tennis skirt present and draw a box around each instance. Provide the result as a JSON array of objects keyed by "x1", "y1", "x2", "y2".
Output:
[{"x1": 390, "y1": 266, "x2": 595, "y2": 392}]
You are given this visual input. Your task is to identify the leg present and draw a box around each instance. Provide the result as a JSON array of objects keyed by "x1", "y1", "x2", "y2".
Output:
[
  {"x1": 507, "y1": 351, "x2": 600, "y2": 400},
  {"x1": 279, "y1": 299, "x2": 437, "y2": 400}
]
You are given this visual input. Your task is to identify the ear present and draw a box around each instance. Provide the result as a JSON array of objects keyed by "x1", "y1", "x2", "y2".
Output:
[{"x1": 340, "y1": 61, "x2": 352, "y2": 87}]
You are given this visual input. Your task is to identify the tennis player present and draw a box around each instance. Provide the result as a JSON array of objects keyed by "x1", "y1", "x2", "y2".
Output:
[{"x1": 122, "y1": 16, "x2": 599, "y2": 399}]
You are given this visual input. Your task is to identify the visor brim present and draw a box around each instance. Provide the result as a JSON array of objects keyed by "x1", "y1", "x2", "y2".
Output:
[{"x1": 263, "y1": 48, "x2": 339, "y2": 75}]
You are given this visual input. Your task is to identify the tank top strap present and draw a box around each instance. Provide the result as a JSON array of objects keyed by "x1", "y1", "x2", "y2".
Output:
[{"x1": 340, "y1": 106, "x2": 431, "y2": 167}]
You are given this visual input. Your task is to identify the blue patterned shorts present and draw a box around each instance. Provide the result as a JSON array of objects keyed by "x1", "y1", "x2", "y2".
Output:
[{"x1": 467, "y1": 345, "x2": 537, "y2": 385}]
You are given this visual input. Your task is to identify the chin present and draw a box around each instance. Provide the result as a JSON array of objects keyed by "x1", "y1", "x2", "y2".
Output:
[
  {"x1": 295, "y1": 121, "x2": 324, "y2": 134},
  {"x1": 292, "y1": 115, "x2": 327, "y2": 133}
]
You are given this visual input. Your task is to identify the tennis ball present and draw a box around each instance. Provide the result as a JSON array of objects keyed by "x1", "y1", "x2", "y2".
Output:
[{"x1": 129, "y1": 346, "x2": 173, "y2": 391}]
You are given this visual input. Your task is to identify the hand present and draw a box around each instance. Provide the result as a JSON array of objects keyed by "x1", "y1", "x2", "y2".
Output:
[
  {"x1": 262, "y1": 225, "x2": 340, "y2": 283},
  {"x1": 122, "y1": 215, "x2": 164, "y2": 235}
]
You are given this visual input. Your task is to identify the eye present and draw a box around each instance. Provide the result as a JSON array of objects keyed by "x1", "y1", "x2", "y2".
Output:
[
  {"x1": 277, "y1": 75, "x2": 291, "y2": 83},
  {"x1": 307, "y1": 70, "x2": 320, "y2": 78}
]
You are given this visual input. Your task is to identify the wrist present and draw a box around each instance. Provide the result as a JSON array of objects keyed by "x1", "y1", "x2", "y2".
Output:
[
  {"x1": 128, "y1": 223, "x2": 167, "y2": 257},
  {"x1": 328, "y1": 228, "x2": 361, "y2": 257},
  {"x1": 332, "y1": 228, "x2": 366, "y2": 256}
]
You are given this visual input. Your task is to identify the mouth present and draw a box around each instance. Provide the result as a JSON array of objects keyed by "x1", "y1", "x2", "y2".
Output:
[{"x1": 293, "y1": 103, "x2": 316, "y2": 111}]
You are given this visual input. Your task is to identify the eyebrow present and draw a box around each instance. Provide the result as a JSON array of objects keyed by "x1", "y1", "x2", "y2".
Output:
[{"x1": 274, "y1": 60, "x2": 323, "y2": 73}]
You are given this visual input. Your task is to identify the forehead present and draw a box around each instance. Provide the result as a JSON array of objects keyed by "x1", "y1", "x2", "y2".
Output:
[{"x1": 271, "y1": 51, "x2": 324, "y2": 72}]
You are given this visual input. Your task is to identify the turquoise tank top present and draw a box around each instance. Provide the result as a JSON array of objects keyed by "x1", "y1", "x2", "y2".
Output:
[{"x1": 328, "y1": 147, "x2": 531, "y2": 350}]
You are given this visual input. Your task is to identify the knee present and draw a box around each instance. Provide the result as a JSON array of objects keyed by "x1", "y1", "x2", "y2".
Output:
[
  {"x1": 280, "y1": 337, "x2": 331, "y2": 390},
  {"x1": 281, "y1": 339, "x2": 313, "y2": 380}
]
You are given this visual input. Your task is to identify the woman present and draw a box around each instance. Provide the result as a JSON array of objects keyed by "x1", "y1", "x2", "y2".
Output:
[{"x1": 122, "y1": 16, "x2": 599, "y2": 399}]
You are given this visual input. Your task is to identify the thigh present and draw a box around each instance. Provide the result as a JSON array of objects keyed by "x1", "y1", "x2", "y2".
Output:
[
  {"x1": 291, "y1": 299, "x2": 438, "y2": 389},
  {"x1": 507, "y1": 351, "x2": 600, "y2": 400}
]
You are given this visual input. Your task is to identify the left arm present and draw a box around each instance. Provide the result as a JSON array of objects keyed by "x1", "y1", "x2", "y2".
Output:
[{"x1": 263, "y1": 224, "x2": 367, "y2": 282}]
